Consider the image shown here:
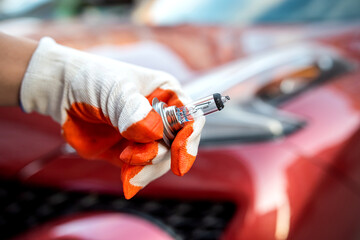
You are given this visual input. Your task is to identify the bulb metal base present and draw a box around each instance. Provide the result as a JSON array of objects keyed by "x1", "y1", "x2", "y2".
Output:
[{"x1": 152, "y1": 98, "x2": 183, "y2": 146}]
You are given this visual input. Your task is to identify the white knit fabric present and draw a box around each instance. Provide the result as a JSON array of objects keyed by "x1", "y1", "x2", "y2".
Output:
[
  {"x1": 20, "y1": 37, "x2": 205, "y2": 189},
  {"x1": 20, "y1": 37, "x2": 188, "y2": 131}
]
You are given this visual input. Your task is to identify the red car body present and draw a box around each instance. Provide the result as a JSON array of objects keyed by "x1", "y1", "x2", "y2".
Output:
[{"x1": 1, "y1": 19, "x2": 360, "y2": 240}]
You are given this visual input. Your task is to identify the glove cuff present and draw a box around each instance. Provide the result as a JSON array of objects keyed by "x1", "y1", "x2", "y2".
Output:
[{"x1": 20, "y1": 37, "x2": 67, "y2": 122}]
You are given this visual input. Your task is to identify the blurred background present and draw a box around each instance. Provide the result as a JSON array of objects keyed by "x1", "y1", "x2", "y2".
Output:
[{"x1": 1, "y1": 0, "x2": 360, "y2": 240}]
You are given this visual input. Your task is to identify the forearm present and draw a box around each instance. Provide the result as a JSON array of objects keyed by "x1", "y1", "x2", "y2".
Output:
[{"x1": 0, "y1": 32, "x2": 37, "y2": 106}]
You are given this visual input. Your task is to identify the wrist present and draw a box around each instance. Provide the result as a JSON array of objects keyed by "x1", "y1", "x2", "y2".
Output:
[
  {"x1": 20, "y1": 37, "x2": 69, "y2": 122},
  {"x1": 0, "y1": 33, "x2": 37, "y2": 106}
]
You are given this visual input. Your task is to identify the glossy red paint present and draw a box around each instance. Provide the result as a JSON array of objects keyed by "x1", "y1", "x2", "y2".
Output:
[
  {"x1": 15, "y1": 212, "x2": 174, "y2": 240},
  {"x1": 0, "y1": 107, "x2": 62, "y2": 177},
  {"x1": 1, "y1": 21, "x2": 360, "y2": 240}
]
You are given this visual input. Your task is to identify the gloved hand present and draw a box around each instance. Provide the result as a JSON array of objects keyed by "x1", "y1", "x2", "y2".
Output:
[{"x1": 20, "y1": 37, "x2": 205, "y2": 199}]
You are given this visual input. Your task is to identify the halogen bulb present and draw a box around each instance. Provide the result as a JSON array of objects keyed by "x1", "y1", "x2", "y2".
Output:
[
  {"x1": 152, "y1": 93, "x2": 230, "y2": 146},
  {"x1": 176, "y1": 93, "x2": 230, "y2": 125}
]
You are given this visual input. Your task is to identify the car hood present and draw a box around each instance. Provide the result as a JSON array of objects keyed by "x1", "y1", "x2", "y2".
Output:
[{"x1": 1, "y1": 19, "x2": 359, "y2": 77}]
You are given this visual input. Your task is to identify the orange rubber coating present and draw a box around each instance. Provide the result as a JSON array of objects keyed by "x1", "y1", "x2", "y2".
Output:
[
  {"x1": 120, "y1": 141, "x2": 158, "y2": 165},
  {"x1": 121, "y1": 164, "x2": 145, "y2": 199},
  {"x1": 62, "y1": 102, "x2": 123, "y2": 161},
  {"x1": 171, "y1": 122, "x2": 196, "y2": 176},
  {"x1": 121, "y1": 109, "x2": 163, "y2": 143},
  {"x1": 147, "y1": 88, "x2": 184, "y2": 108}
]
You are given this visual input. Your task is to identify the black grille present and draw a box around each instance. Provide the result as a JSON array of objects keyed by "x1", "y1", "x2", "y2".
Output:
[{"x1": 0, "y1": 179, "x2": 236, "y2": 240}]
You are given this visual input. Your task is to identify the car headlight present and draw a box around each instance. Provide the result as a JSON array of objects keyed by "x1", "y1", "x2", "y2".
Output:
[{"x1": 184, "y1": 43, "x2": 354, "y2": 144}]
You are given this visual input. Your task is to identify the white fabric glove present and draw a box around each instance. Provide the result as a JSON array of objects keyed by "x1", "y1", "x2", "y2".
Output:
[{"x1": 20, "y1": 37, "x2": 205, "y2": 199}]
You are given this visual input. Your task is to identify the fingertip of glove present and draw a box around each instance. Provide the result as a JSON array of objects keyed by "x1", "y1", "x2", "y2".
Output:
[
  {"x1": 122, "y1": 109, "x2": 163, "y2": 143},
  {"x1": 171, "y1": 123, "x2": 197, "y2": 176},
  {"x1": 171, "y1": 153, "x2": 196, "y2": 176},
  {"x1": 121, "y1": 165, "x2": 145, "y2": 199},
  {"x1": 123, "y1": 182, "x2": 143, "y2": 200}
]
